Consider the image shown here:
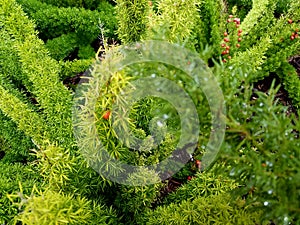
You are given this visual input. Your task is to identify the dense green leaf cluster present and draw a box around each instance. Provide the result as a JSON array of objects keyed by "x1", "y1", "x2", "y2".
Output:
[
  {"x1": 0, "y1": 162, "x2": 42, "y2": 224},
  {"x1": 115, "y1": 0, "x2": 149, "y2": 43},
  {"x1": 16, "y1": 0, "x2": 116, "y2": 64},
  {"x1": 0, "y1": 0, "x2": 299, "y2": 224}
]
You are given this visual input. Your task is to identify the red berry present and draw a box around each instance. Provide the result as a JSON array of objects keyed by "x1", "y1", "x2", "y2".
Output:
[
  {"x1": 221, "y1": 43, "x2": 226, "y2": 48},
  {"x1": 228, "y1": 55, "x2": 232, "y2": 59},
  {"x1": 292, "y1": 32, "x2": 295, "y2": 36},
  {"x1": 222, "y1": 59, "x2": 227, "y2": 63},
  {"x1": 224, "y1": 37, "x2": 230, "y2": 42},
  {"x1": 225, "y1": 49, "x2": 230, "y2": 54},
  {"x1": 238, "y1": 29, "x2": 243, "y2": 33},
  {"x1": 222, "y1": 50, "x2": 227, "y2": 55},
  {"x1": 236, "y1": 44, "x2": 241, "y2": 48},
  {"x1": 234, "y1": 18, "x2": 240, "y2": 23},
  {"x1": 187, "y1": 176, "x2": 192, "y2": 180},
  {"x1": 236, "y1": 24, "x2": 240, "y2": 28},
  {"x1": 238, "y1": 37, "x2": 242, "y2": 42},
  {"x1": 103, "y1": 111, "x2": 111, "y2": 120},
  {"x1": 288, "y1": 19, "x2": 293, "y2": 24},
  {"x1": 196, "y1": 160, "x2": 201, "y2": 165},
  {"x1": 227, "y1": 19, "x2": 231, "y2": 23},
  {"x1": 295, "y1": 34, "x2": 299, "y2": 38},
  {"x1": 229, "y1": 15, "x2": 233, "y2": 18},
  {"x1": 291, "y1": 35, "x2": 295, "y2": 40},
  {"x1": 238, "y1": 33, "x2": 242, "y2": 36},
  {"x1": 226, "y1": 45, "x2": 230, "y2": 50},
  {"x1": 224, "y1": 32, "x2": 228, "y2": 36}
]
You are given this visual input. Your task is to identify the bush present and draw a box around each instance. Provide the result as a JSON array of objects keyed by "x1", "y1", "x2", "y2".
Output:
[
  {"x1": 0, "y1": 0, "x2": 300, "y2": 224},
  {"x1": 0, "y1": 162, "x2": 42, "y2": 224},
  {"x1": 141, "y1": 193, "x2": 263, "y2": 225},
  {"x1": 17, "y1": 0, "x2": 117, "y2": 40},
  {"x1": 10, "y1": 188, "x2": 119, "y2": 225}
]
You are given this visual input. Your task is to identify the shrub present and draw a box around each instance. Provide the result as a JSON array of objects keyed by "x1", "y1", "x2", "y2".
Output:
[
  {"x1": 38, "y1": 0, "x2": 100, "y2": 9},
  {"x1": 0, "y1": 0, "x2": 300, "y2": 224},
  {"x1": 9, "y1": 188, "x2": 119, "y2": 225},
  {"x1": 115, "y1": 0, "x2": 149, "y2": 43},
  {"x1": 0, "y1": 162, "x2": 42, "y2": 224},
  {"x1": 141, "y1": 193, "x2": 263, "y2": 225},
  {"x1": 17, "y1": 0, "x2": 117, "y2": 40}
]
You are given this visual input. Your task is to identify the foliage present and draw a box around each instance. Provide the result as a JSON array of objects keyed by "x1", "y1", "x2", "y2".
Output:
[
  {"x1": 17, "y1": 0, "x2": 116, "y2": 40},
  {"x1": 115, "y1": 0, "x2": 149, "y2": 43},
  {"x1": 45, "y1": 33, "x2": 79, "y2": 61},
  {"x1": 9, "y1": 187, "x2": 119, "y2": 225},
  {"x1": 59, "y1": 59, "x2": 95, "y2": 80},
  {"x1": 0, "y1": 162, "x2": 42, "y2": 224},
  {"x1": 0, "y1": 0, "x2": 300, "y2": 224},
  {"x1": 163, "y1": 171, "x2": 239, "y2": 205},
  {"x1": 38, "y1": 0, "x2": 102, "y2": 9},
  {"x1": 216, "y1": 66, "x2": 300, "y2": 223},
  {"x1": 276, "y1": 61, "x2": 300, "y2": 107},
  {"x1": 140, "y1": 193, "x2": 263, "y2": 225},
  {"x1": 1, "y1": 0, "x2": 74, "y2": 148},
  {"x1": 148, "y1": 0, "x2": 201, "y2": 44}
]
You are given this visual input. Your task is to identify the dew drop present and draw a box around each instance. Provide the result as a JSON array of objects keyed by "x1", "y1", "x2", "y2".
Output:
[
  {"x1": 266, "y1": 161, "x2": 273, "y2": 167},
  {"x1": 157, "y1": 121, "x2": 164, "y2": 127},
  {"x1": 263, "y1": 201, "x2": 269, "y2": 206},
  {"x1": 229, "y1": 168, "x2": 235, "y2": 176}
]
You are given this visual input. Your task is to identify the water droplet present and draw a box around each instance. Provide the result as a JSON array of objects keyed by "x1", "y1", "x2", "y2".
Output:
[
  {"x1": 242, "y1": 102, "x2": 247, "y2": 108},
  {"x1": 283, "y1": 216, "x2": 289, "y2": 225},
  {"x1": 266, "y1": 161, "x2": 273, "y2": 167},
  {"x1": 259, "y1": 103, "x2": 264, "y2": 107},
  {"x1": 264, "y1": 201, "x2": 269, "y2": 206},
  {"x1": 157, "y1": 121, "x2": 164, "y2": 127},
  {"x1": 229, "y1": 66, "x2": 233, "y2": 70},
  {"x1": 244, "y1": 73, "x2": 248, "y2": 77},
  {"x1": 267, "y1": 190, "x2": 273, "y2": 195},
  {"x1": 151, "y1": 74, "x2": 156, "y2": 78},
  {"x1": 229, "y1": 168, "x2": 235, "y2": 176},
  {"x1": 163, "y1": 114, "x2": 169, "y2": 119}
]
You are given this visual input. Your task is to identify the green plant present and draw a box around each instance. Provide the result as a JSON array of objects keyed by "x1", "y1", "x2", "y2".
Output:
[
  {"x1": 115, "y1": 0, "x2": 149, "y2": 43},
  {"x1": 1, "y1": 0, "x2": 300, "y2": 224},
  {"x1": 17, "y1": 0, "x2": 117, "y2": 40},
  {"x1": 140, "y1": 193, "x2": 263, "y2": 225},
  {"x1": 9, "y1": 187, "x2": 119, "y2": 225},
  {"x1": 163, "y1": 171, "x2": 238, "y2": 205},
  {"x1": 216, "y1": 76, "x2": 300, "y2": 223},
  {"x1": 0, "y1": 162, "x2": 42, "y2": 224},
  {"x1": 38, "y1": 0, "x2": 101, "y2": 9},
  {"x1": 45, "y1": 33, "x2": 79, "y2": 61}
]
